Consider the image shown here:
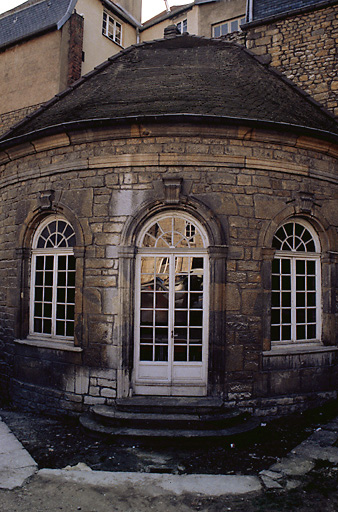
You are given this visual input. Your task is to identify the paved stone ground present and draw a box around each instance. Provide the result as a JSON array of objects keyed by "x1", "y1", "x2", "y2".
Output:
[{"x1": 1, "y1": 413, "x2": 338, "y2": 511}]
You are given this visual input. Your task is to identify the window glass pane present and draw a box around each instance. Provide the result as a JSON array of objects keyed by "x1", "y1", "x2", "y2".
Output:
[
  {"x1": 174, "y1": 328, "x2": 187, "y2": 342},
  {"x1": 221, "y1": 23, "x2": 228, "y2": 35},
  {"x1": 282, "y1": 309, "x2": 291, "y2": 323},
  {"x1": 271, "y1": 292, "x2": 280, "y2": 307},
  {"x1": 175, "y1": 310, "x2": 187, "y2": 326},
  {"x1": 140, "y1": 345, "x2": 153, "y2": 361},
  {"x1": 34, "y1": 303, "x2": 42, "y2": 317},
  {"x1": 141, "y1": 310, "x2": 152, "y2": 325},
  {"x1": 296, "y1": 260, "x2": 305, "y2": 274},
  {"x1": 35, "y1": 287, "x2": 43, "y2": 301},
  {"x1": 282, "y1": 276, "x2": 291, "y2": 290},
  {"x1": 140, "y1": 327, "x2": 153, "y2": 342},
  {"x1": 141, "y1": 292, "x2": 153, "y2": 308},
  {"x1": 66, "y1": 322, "x2": 74, "y2": 337},
  {"x1": 271, "y1": 325, "x2": 280, "y2": 341},
  {"x1": 155, "y1": 328, "x2": 168, "y2": 343},
  {"x1": 307, "y1": 260, "x2": 315, "y2": 275},
  {"x1": 174, "y1": 345, "x2": 187, "y2": 361},
  {"x1": 34, "y1": 318, "x2": 42, "y2": 333},
  {"x1": 67, "y1": 288, "x2": 75, "y2": 303},
  {"x1": 57, "y1": 305, "x2": 65, "y2": 319},
  {"x1": 57, "y1": 288, "x2": 65, "y2": 303},
  {"x1": 190, "y1": 293, "x2": 203, "y2": 309},
  {"x1": 155, "y1": 309, "x2": 168, "y2": 326},
  {"x1": 296, "y1": 325, "x2": 306, "y2": 340},
  {"x1": 282, "y1": 292, "x2": 291, "y2": 307},
  {"x1": 296, "y1": 293, "x2": 305, "y2": 307},
  {"x1": 281, "y1": 325, "x2": 291, "y2": 340},
  {"x1": 296, "y1": 276, "x2": 305, "y2": 291},
  {"x1": 58, "y1": 256, "x2": 66, "y2": 271},
  {"x1": 272, "y1": 259, "x2": 280, "y2": 273},
  {"x1": 36, "y1": 256, "x2": 44, "y2": 270},
  {"x1": 190, "y1": 310, "x2": 203, "y2": 326},
  {"x1": 307, "y1": 276, "x2": 315, "y2": 290},
  {"x1": 296, "y1": 309, "x2": 306, "y2": 323},
  {"x1": 281, "y1": 259, "x2": 290, "y2": 274},
  {"x1": 230, "y1": 20, "x2": 238, "y2": 32},
  {"x1": 155, "y1": 346, "x2": 168, "y2": 362},
  {"x1": 189, "y1": 346, "x2": 202, "y2": 362},
  {"x1": 43, "y1": 303, "x2": 52, "y2": 318},
  {"x1": 43, "y1": 319, "x2": 52, "y2": 334},
  {"x1": 57, "y1": 272, "x2": 66, "y2": 286},
  {"x1": 271, "y1": 309, "x2": 280, "y2": 324},
  {"x1": 66, "y1": 305, "x2": 74, "y2": 320},
  {"x1": 35, "y1": 272, "x2": 43, "y2": 286},
  {"x1": 190, "y1": 328, "x2": 202, "y2": 342},
  {"x1": 307, "y1": 324, "x2": 316, "y2": 339},
  {"x1": 56, "y1": 321, "x2": 65, "y2": 336},
  {"x1": 45, "y1": 272, "x2": 53, "y2": 286},
  {"x1": 214, "y1": 25, "x2": 220, "y2": 37}
]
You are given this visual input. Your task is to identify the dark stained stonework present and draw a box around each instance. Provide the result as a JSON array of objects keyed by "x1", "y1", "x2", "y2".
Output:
[{"x1": 0, "y1": 35, "x2": 337, "y2": 418}]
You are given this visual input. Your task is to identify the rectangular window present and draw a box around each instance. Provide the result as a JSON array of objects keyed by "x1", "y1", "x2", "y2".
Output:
[
  {"x1": 102, "y1": 11, "x2": 122, "y2": 46},
  {"x1": 271, "y1": 257, "x2": 320, "y2": 343},
  {"x1": 32, "y1": 254, "x2": 75, "y2": 339},
  {"x1": 212, "y1": 16, "x2": 246, "y2": 38},
  {"x1": 177, "y1": 19, "x2": 188, "y2": 33}
]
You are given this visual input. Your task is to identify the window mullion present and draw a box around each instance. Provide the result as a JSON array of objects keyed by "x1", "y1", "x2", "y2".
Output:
[
  {"x1": 52, "y1": 254, "x2": 58, "y2": 337},
  {"x1": 291, "y1": 257, "x2": 297, "y2": 342},
  {"x1": 169, "y1": 255, "x2": 175, "y2": 372}
]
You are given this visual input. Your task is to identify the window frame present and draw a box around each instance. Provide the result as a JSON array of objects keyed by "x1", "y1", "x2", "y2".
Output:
[
  {"x1": 102, "y1": 10, "x2": 123, "y2": 46},
  {"x1": 212, "y1": 15, "x2": 246, "y2": 38},
  {"x1": 270, "y1": 220, "x2": 322, "y2": 346},
  {"x1": 29, "y1": 216, "x2": 76, "y2": 342},
  {"x1": 177, "y1": 19, "x2": 188, "y2": 34}
]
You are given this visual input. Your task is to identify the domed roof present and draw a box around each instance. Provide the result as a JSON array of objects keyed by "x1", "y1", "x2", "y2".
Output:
[{"x1": 2, "y1": 34, "x2": 338, "y2": 142}]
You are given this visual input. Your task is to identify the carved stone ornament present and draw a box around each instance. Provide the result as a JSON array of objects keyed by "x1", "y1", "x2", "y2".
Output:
[
  {"x1": 162, "y1": 177, "x2": 182, "y2": 204},
  {"x1": 39, "y1": 190, "x2": 55, "y2": 210}
]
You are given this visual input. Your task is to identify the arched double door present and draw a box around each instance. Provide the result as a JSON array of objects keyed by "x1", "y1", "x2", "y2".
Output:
[{"x1": 133, "y1": 212, "x2": 209, "y2": 396}]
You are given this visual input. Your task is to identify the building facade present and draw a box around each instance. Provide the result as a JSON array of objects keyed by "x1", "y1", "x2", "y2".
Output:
[{"x1": 0, "y1": 34, "x2": 337, "y2": 418}]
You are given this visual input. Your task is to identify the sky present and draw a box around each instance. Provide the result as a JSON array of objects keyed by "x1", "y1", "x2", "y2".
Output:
[{"x1": 0, "y1": 0, "x2": 190, "y2": 21}]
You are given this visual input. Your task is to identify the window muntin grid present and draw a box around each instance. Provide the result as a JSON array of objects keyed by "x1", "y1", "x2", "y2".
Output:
[
  {"x1": 102, "y1": 11, "x2": 122, "y2": 45},
  {"x1": 138, "y1": 214, "x2": 207, "y2": 249},
  {"x1": 271, "y1": 221, "x2": 320, "y2": 343},
  {"x1": 139, "y1": 255, "x2": 205, "y2": 363},
  {"x1": 30, "y1": 218, "x2": 76, "y2": 340}
]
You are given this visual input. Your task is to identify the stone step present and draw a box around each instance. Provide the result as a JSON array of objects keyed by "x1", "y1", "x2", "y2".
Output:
[
  {"x1": 80, "y1": 414, "x2": 260, "y2": 439},
  {"x1": 92, "y1": 404, "x2": 247, "y2": 431},
  {"x1": 115, "y1": 396, "x2": 224, "y2": 415}
]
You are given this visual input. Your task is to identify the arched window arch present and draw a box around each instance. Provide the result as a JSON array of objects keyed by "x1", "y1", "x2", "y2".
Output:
[
  {"x1": 133, "y1": 211, "x2": 209, "y2": 395},
  {"x1": 271, "y1": 219, "x2": 321, "y2": 344},
  {"x1": 30, "y1": 216, "x2": 76, "y2": 340}
]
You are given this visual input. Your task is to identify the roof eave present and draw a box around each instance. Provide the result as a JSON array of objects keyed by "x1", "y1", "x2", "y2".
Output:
[{"x1": 1, "y1": 114, "x2": 337, "y2": 153}]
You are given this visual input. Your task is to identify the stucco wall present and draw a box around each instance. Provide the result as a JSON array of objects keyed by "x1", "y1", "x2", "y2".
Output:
[
  {"x1": 141, "y1": 0, "x2": 246, "y2": 41},
  {"x1": 0, "y1": 29, "x2": 67, "y2": 115},
  {"x1": 245, "y1": 3, "x2": 338, "y2": 116},
  {"x1": 198, "y1": 0, "x2": 246, "y2": 38},
  {"x1": 0, "y1": 123, "x2": 337, "y2": 415}
]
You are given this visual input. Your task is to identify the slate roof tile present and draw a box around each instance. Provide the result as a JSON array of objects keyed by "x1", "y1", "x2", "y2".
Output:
[{"x1": 2, "y1": 35, "x2": 338, "y2": 141}]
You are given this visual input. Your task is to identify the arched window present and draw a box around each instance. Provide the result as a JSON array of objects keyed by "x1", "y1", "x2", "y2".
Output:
[
  {"x1": 271, "y1": 219, "x2": 321, "y2": 344},
  {"x1": 133, "y1": 212, "x2": 209, "y2": 395},
  {"x1": 30, "y1": 216, "x2": 76, "y2": 340}
]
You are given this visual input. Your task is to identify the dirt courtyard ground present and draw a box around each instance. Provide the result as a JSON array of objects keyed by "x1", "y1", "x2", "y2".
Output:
[{"x1": 1, "y1": 401, "x2": 338, "y2": 511}]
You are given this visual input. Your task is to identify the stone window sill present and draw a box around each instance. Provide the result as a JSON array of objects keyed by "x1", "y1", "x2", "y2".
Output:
[
  {"x1": 14, "y1": 338, "x2": 83, "y2": 352},
  {"x1": 263, "y1": 343, "x2": 338, "y2": 357}
]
